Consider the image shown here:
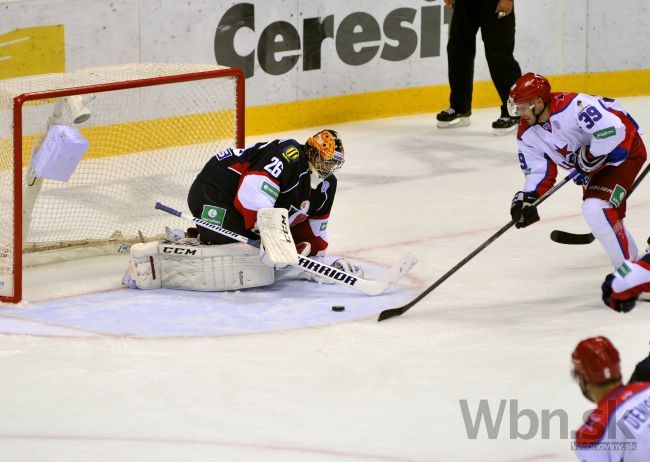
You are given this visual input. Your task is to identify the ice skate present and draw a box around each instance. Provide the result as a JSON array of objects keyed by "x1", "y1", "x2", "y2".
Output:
[
  {"x1": 492, "y1": 116, "x2": 519, "y2": 135},
  {"x1": 436, "y1": 108, "x2": 471, "y2": 128}
]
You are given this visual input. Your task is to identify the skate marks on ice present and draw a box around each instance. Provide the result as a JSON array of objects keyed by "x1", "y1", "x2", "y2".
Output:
[{"x1": 0, "y1": 262, "x2": 417, "y2": 338}]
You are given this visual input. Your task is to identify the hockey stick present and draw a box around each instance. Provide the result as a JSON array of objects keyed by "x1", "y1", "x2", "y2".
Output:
[
  {"x1": 550, "y1": 161, "x2": 650, "y2": 245},
  {"x1": 155, "y1": 202, "x2": 417, "y2": 296},
  {"x1": 378, "y1": 172, "x2": 577, "y2": 321}
]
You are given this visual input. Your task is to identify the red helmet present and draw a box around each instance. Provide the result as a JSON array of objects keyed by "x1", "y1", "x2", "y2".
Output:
[
  {"x1": 571, "y1": 336, "x2": 621, "y2": 385},
  {"x1": 509, "y1": 72, "x2": 551, "y2": 104}
]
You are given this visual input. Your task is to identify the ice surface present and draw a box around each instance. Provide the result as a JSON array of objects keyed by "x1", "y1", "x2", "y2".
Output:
[{"x1": 0, "y1": 98, "x2": 649, "y2": 461}]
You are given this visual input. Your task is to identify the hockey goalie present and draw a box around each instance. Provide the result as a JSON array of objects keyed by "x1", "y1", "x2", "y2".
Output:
[{"x1": 123, "y1": 129, "x2": 365, "y2": 292}]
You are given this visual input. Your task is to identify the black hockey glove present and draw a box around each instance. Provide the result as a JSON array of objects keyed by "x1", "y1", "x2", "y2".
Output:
[
  {"x1": 601, "y1": 273, "x2": 637, "y2": 313},
  {"x1": 510, "y1": 191, "x2": 540, "y2": 229}
]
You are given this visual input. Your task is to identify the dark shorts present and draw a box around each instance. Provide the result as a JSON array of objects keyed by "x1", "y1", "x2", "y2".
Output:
[
  {"x1": 187, "y1": 178, "x2": 257, "y2": 245},
  {"x1": 584, "y1": 133, "x2": 647, "y2": 219}
]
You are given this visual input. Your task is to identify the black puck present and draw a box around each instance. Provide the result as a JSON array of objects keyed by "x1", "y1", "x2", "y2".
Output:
[{"x1": 331, "y1": 305, "x2": 345, "y2": 312}]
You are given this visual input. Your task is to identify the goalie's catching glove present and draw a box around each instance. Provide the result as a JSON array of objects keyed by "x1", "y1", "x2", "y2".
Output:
[{"x1": 510, "y1": 191, "x2": 540, "y2": 229}]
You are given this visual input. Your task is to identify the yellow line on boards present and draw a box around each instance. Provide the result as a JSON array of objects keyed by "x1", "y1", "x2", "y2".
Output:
[
  {"x1": 246, "y1": 69, "x2": 650, "y2": 136},
  {"x1": 12, "y1": 111, "x2": 237, "y2": 166},
  {"x1": 3, "y1": 69, "x2": 647, "y2": 157}
]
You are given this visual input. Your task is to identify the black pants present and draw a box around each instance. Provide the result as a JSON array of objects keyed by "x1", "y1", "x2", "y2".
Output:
[
  {"x1": 187, "y1": 178, "x2": 257, "y2": 245},
  {"x1": 447, "y1": 0, "x2": 522, "y2": 117}
]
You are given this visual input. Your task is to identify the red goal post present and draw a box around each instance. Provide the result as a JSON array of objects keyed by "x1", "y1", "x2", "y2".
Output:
[{"x1": 0, "y1": 64, "x2": 245, "y2": 303}]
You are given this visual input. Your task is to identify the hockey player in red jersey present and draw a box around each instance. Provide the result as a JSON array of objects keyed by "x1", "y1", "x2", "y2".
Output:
[
  {"x1": 507, "y1": 73, "x2": 647, "y2": 270},
  {"x1": 571, "y1": 336, "x2": 650, "y2": 461},
  {"x1": 601, "y1": 249, "x2": 650, "y2": 313},
  {"x1": 187, "y1": 129, "x2": 344, "y2": 257}
]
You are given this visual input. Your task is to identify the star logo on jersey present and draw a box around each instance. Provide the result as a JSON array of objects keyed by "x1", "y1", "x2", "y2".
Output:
[
  {"x1": 555, "y1": 144, "x2": 570, "y2": 159},
  {"x1": 555, "y1": 93, "x2": 569, "y2": 103}
]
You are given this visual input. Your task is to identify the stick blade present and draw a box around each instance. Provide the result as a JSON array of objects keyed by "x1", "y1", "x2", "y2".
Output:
[
  {"x1": 379, "y1": 252, "x2": 417, "y2": 286},
  {"x1": 356, "y1": 252, "x2": 417, "y2": 296},
  {"x1": 377, "y1": 306, "x2": 407, "y2": 322},
  {"x1": 550, "y1": 230, "x2": 595, "y2": 245}
]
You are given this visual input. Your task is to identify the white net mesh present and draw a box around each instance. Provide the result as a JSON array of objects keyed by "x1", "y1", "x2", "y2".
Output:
[{"x1": 0, "y1": 64, "x2": 242, "y2": 299}]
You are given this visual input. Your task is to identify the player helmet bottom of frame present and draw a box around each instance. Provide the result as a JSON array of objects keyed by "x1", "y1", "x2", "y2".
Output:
[
  {"x1": 305, "y1": 129, "x2": 344, "y2": 180},
  {"x1": 571, "y1": 336, "x2": 622, "y2": 385}
]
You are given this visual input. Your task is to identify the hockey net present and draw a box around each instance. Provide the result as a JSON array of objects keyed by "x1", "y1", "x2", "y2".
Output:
[{"x1": 0, "y1": 63, "x2": 244, "y2": 302}]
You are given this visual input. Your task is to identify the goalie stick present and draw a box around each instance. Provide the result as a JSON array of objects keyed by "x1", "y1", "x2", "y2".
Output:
[
  {"x1": 154, "y1": 202, "x2": 416, "y2": 296},
  {"x1": 378, "y1": 172, "x2": 576, "y2": 321},
  {"x1": 550, "y1": 161, "x2": 650, "y2": 245}
]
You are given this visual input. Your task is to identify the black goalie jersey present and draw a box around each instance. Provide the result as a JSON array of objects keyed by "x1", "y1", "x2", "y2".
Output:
[{"x1": 188, "y1": 139, "x2": 337, "y2": 256}]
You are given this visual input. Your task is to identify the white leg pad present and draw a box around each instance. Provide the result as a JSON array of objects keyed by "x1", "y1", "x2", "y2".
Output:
[
  {"x1": 582, "y1": 198, "x2": 637, "y2": 268},
  {"x1": 128, "y1": 241, "x2": 161, "y2": 289},
  {"x1": 128, "y1": 241, "x2": 274, "y2": 291}
]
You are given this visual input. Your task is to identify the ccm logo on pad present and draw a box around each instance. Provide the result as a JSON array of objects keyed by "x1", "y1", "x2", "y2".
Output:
[{"x1": 162, "y1": 246, "x2": 197, "y2": 255}]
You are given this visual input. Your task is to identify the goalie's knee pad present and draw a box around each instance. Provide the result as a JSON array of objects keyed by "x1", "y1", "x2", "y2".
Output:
[{"x1": 126, "y1": 241, "x2": 274, "y2": 291}]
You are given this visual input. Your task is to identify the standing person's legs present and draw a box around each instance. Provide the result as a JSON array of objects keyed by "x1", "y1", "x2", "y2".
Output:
[
  {"x1": 479, "y1": 1, "x2": 522, "y2": 117},
  {"x1": 447, "y1": 0, "x2": 480, "y2": 113}
]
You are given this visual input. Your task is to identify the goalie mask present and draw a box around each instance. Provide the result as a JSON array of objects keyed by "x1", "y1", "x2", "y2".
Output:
[{"x1": 305, "y1": 129, "x2": 345, "y2": 181}]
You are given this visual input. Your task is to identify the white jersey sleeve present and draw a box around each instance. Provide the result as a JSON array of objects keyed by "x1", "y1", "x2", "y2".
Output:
[{"x1": 516, "y1": 123, "x2": 560, "y2": 195}]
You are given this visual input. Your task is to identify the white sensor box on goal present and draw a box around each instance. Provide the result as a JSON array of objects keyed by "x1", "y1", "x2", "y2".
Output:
[{"x1": 32, "y1": 125, "x2": 90, "y2": 182}]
